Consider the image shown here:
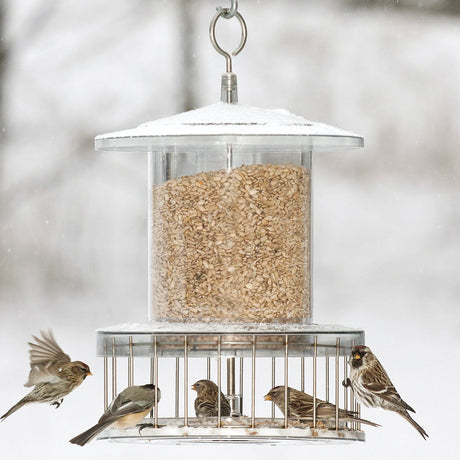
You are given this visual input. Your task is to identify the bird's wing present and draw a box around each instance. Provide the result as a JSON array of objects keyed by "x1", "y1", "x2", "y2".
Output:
[
  {"x1": 195, "y1": 397, "x2": 217, "y2": 416},
  {"x1": 221, "y1": 394, "x2": 231, "y2": 416},
  {"x1": 98, "y1": 399, "x2": 149, "y2": 425},
  {"x1": 98, "y1": 388, "x2": 154, "y2": 424},
  {"x1": 24, "y1": 330, "x2": 71, "y2": 387},
  {"x1": 361, "y1": 379, "x2": 415, "y2": 413}
]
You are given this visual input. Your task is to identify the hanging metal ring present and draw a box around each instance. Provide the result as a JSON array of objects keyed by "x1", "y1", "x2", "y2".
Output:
[{"x1": 209, "y1": 8, "x2": 247, "y2": 73}]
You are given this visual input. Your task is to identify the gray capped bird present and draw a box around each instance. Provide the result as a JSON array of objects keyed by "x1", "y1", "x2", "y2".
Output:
[{"x1": 69, "y1": 384, "x2": 161, "y2": 446}]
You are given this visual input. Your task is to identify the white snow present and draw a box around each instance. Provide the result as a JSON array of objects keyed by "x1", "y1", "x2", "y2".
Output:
[
  {"x1": 96, "y1": 321, "x2": 364, "y2": 334},
  {"x1": 98, "y1": 417, "x2": 364, "y2": 444},
  {"x1": 95, "y1": 102, "x2": 363, "y2": 148}
]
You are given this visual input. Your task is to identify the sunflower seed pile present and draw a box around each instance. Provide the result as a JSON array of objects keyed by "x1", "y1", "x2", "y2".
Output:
[{"x1": 151, "y1": 163, "x2": 311, "y2": 323}]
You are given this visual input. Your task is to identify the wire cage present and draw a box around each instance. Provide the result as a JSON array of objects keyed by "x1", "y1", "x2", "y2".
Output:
[{"x1": 95, "y1": 325, "x2": 366, "y2": 444}]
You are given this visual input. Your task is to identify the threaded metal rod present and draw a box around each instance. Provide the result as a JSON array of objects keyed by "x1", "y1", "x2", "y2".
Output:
[{"x1": 227, "y1": 357, "x2": 236, "y2": 415}]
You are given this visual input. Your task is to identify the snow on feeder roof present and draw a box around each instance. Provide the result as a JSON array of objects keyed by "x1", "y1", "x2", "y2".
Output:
[{"x1": 95, "y1": 102, "x2": 364, "y2": 152}]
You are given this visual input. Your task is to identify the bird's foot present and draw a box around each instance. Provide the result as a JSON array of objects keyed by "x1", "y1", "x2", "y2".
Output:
[
  {"x1": 342, "y1": 378, "x2": 351, "y2": 388},
  {"x1": 51, "y1": 399, "x2": 64, "y2": 409},
  {"x1": 138, "y1": 423, "x2": 155, "y2": 434}
]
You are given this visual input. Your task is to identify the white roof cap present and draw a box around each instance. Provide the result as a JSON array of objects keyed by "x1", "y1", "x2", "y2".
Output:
[{"x1": 95, "y1": 102, "x2": 363, "y2": 152}]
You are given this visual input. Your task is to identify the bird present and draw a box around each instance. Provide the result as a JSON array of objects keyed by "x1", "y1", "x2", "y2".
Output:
[
  {"x1": 1, "y1": 330, "x2": 92, "y2": 421},
  {"x1": 69, "y1": 383, "x2": 161, "y2": 446},
  {"x1": 264, "y1": 385, "x2": 379, "y2": 428},
  {"x1": 344, "y1": 345, "x2": 428, "y2": 440},
  {"x1": 191, "y1": 379, "x2": 231, "y2": 417}
]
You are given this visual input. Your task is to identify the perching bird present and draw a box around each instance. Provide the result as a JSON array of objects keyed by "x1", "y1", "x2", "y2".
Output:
[
  {"x1": 1, "y1": 330, "x2": 92, "y2": 421},
  {"x1": 264, "y1": 385, "x2": 379, "y2": 427},
  {"x1": 69, "y1": 383, "x2": 161, "y2": 446},
  {"x1": 191, "y1": 379, "x2": 231, "y2": 417},
  {"x1": 344, "y1": 345, "x2": 428, "y2": 440}
]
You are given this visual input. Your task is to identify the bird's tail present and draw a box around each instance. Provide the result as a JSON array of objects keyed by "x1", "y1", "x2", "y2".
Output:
[
  {"x1": 401, "y1": 411, "x2": 428, "y2": 440},
  {"x1": 347, "y1": 414, "x2": 380, "y2": 428},
  {"x1": 0, "y1": 396, "x2": 31, "y2": 421},
  {"x1": 336, "y1": 409, "x2": 379, "y2": 427},
  {"x1": 69, "y1": 421, "x2": 113, "y2": 446}
]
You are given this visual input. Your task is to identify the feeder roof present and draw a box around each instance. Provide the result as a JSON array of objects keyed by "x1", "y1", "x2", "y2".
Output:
[{"x1": 95, "y1": 102, "x2": 363, "y2": 152}]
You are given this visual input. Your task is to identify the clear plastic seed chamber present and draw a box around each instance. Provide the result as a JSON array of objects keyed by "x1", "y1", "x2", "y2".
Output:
[{"x1": 93, "y1": 4, "x2": 367, "y2": 444}]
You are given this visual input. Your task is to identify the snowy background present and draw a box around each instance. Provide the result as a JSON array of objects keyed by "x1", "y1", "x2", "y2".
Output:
[{"x1": 0, "y1": 0, "x2": 459, "y2": 459}]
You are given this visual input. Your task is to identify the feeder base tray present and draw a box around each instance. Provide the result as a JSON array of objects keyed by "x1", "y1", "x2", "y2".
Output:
[{"x1": 97, "y1": 417, "x2": 365, "y2": 444}]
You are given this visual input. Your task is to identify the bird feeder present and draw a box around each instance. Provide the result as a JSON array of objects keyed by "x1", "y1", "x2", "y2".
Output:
[{"x1": 95, "y1": 3, "x2": 366, "y2": 444}]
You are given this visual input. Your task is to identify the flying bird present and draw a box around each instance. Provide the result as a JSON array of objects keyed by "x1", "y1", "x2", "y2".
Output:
[{"x1": 1, "y1": 330, "x2": 91, "y2": 421}]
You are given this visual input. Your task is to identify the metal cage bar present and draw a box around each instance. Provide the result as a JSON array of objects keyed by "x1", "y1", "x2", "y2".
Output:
[
  {"x1": 343, "y1": 354, "x2": 348, "y2": 429},
  {"x1": 300, "y1": 356, "x2": 305, "y2": 392},
  {"x1": 128, "y1": 336, "x2": 134, "y2": 387},
  {"x1": 335, "y1": 337, "x2": 340, "y2": 430},
  {"x1": 154, "y1": 336, "x2": 159, "y2": 427},
  {"x1": 239, "y1": 357, "x2": 244, "y2": 416},
  {"x1": 284, "y1": 335, "x2": 288, "y2": 429},
  {"x1": 111, "y1": 337, "x2": 117, "y2": 399},
  {"x1": 312, "y1": 336, "x2": 317, "y2": 428},
  {"x1": 251, "y1": 335, "x2": 256, "y2": 428},
  {"x1": 217, "y1": 335, "x2": 222, "y2": 427},
  {"x1": 184, "y1": 335, "x2": 188, "y2": 427},
  {"x1": 103, "y1": 345, "x2": 108, "y2": 411},
  {"x1": 175, "y1": 357, "x2": 180, "y2": 418},
  {"x1": 271, "y1": 357, "x2": 275, "y2": 420}
]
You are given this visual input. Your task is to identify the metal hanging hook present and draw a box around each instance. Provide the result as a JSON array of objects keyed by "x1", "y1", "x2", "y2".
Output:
[
  {"x1": 209, "y1": 5, "x2": 247, "y2": 73},
  {"x1": 217, "y1": 0, "x2": 238, "y2": 19}
]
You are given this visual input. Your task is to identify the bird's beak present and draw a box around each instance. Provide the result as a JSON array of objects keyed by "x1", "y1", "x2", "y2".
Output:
[
  {"x1": 354, "y1": 354, "x2": 360, "y2": 360},
  {"x1": 264, "y1": 394, "x2": 271, "y2": 401},
  {"x1": 191, "y1": 384, "x2": 196, "y2": 391},
  {"x1": 86, "y1": 371, "x2": 93, "y2": 376}
]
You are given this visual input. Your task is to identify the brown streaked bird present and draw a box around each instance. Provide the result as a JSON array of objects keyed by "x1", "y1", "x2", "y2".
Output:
[
  {"x1": 69, "y1": 384, "x2": 161, "y2": 446},
  {"x1": 191, "y1": 379, "x2": 231, "y2": 417},
  {"x1": 264, "y1": 385, "x2": 379, "y2": 427},
  {"x1": 344, "y1": 345, "x2": 428, "y2": 440},
  {"x1": 1, "y1": 330, "x2": 92, "y2": 421}
]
